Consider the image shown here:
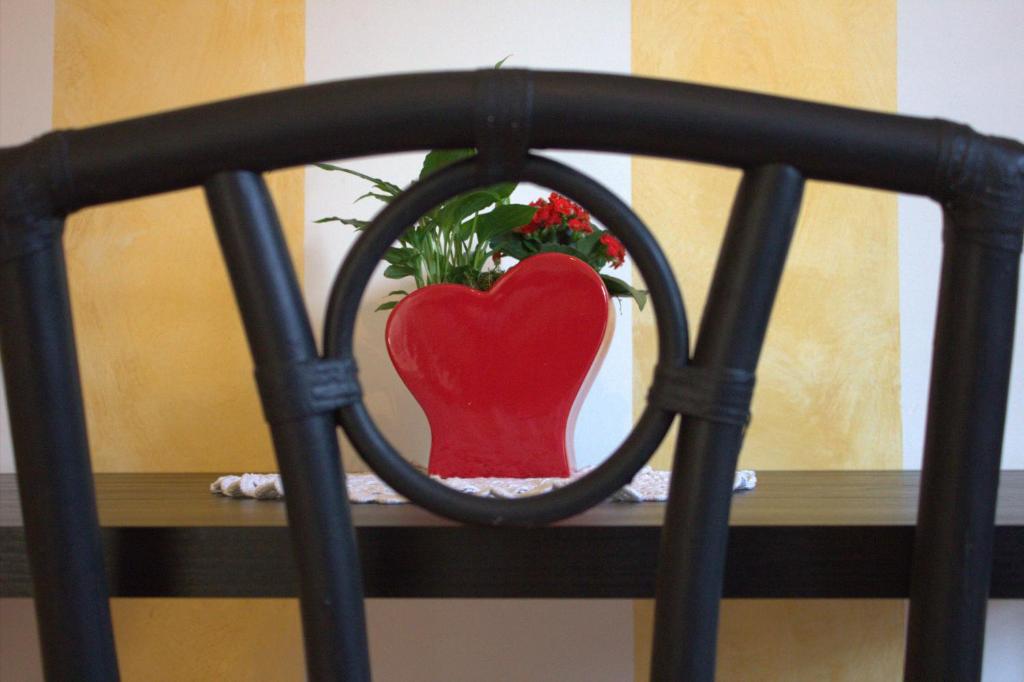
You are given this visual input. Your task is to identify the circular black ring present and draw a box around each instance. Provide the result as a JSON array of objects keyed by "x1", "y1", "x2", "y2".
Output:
[{"x1": 324, "y1": 154, "x2": 688, "y2": 526}]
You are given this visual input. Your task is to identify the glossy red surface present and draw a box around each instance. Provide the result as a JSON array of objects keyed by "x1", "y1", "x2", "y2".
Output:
[{"x1": 386, "y1": 253, "x2": 610, "y2": 478}]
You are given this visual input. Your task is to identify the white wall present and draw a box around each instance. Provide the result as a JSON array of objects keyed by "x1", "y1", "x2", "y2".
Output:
[
  {"x1": 0, "y1": 3, "x2": 56, "y2": 680},
  {"x1": 0, "y1": 5, "x2": 55, "y2": 676},
  {"x1": 0, "y1": 0, "x2": 55, "y2": 472},
  {"x1": 898, "y1": 0, "x2": 1024, "y2": 471}
]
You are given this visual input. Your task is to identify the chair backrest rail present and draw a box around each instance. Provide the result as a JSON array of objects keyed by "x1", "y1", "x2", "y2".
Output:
[{"x1": 3, "y1": 70, "x2": 1020, "y2": 221}]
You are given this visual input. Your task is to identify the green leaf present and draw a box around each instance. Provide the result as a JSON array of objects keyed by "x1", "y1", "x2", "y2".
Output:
[
  {"x1": 574, "y1": 231, "x2": 603, "y2": 257},
  {"x1": 495, "y1": 55, "x2": 511, "y2": 69},
  {"x1": 489, "y1": 233, "x2": 534, "y2": 261},
  {"x1": 472, "y1": 250, "x2": 491, "y2": 271},
  {"x1": 355, "y1": 191, "x2": 394, "y2": 204},
  {"x1": 314, "y1": 216, "x2": 369, "y2": 229},
  {"x1": 419, "y1": 149, "x2": 475, "y2": 179},
  {"x1": 315, "y1": 163, "x2": 402, "y2": 195},
  {"x1": 485, "y1": 182, "x2": 516, "y2": 202},
  {"x1": 438, "y1": 191, "x2": 501, "y2": 229},
  {"x1": 383, "y1": 264, "x2": 414, "y2": 279},
  {"x1": 601, "y1": 274, "x2": 648, "y2": 310},
  {"x1": 570, "y1": 231, "x2": 609, "y2": 269},
  {"x1": 387, "y1": 290, "x2": 409, "y2": 297},
  {"x1": 457, "y1": 214, "x2": 477, "y2": 242},
  {"x1": 375, "y1": 301, "x2": 399, "y2": 312},
  {"x1": 534, "y1": 243, "x2": 585, "y2": 259},
  {"x1": 383, "y1": 247, "x2": 413, "y2": 265},
  {"x1": 473, "y1": 204, "x2": 537, "y2": 241}
]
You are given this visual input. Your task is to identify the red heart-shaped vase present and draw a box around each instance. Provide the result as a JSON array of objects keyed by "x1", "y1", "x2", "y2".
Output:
[{"x1": 385, "y1": 252, "x2": 610, "y2": 478}]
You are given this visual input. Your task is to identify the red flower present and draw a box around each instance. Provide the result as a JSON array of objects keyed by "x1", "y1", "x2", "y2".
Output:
[
  {"x1": 549, "y1": 192, "x2": 575, "y2": 217},
  {"x1": 538, "y1": 203, "x2": 562, "y2": 227},
  {"x1": 515, "y1": 193, "x2": 593, "y2": 235},
  {"x1": 567, "y1": 216, "x2": 592, "y2": 233},
  {"x1": 600, "y1": 233, "x2": 626, "y2": 268}
]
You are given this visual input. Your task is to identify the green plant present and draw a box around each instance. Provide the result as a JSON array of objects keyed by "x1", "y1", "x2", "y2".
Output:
[
  {"x1": 316, "y1": 57, "x2": 646, "y2": 311},
  {"x1": 317, "y1": 155, "x2": 649, "y2": 310},
  {"x1": 315, "y1": 148, "x2": 536, "y2": 310}
]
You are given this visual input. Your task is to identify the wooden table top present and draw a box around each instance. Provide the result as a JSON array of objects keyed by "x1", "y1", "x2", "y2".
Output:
[{"x1": 2, "y1": 471, "x2": 1021, "y2": 599}]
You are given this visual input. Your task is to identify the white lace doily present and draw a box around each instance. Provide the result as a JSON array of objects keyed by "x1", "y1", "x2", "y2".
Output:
[{"x1": 210, "y1": 466, "x2": 756, "y2": 504}]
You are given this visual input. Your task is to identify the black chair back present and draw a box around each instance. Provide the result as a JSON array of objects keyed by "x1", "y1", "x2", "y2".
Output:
[{"x1": 1, "y1": 69, "x2": 1021, "y2": 681}]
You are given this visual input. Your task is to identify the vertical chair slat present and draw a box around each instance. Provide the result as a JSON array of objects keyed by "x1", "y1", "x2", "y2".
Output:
[
  {"x1": 0, "y1": 222, "x2": 119, "y2": 681},
  {"x1": 204, "y1": 171, "x2": 371, "y2": 681},
  {"x1": 651, "y1": 165, "x2": 805, "y2": 681},
  {"x1": 905, "y1": 214, "x2": 1021, "y2": 681}
]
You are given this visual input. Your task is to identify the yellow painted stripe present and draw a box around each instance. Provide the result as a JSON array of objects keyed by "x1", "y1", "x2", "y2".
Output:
[
  {"x1": 110, "y1": 599, "x2": 305, "y2": 680},
  {"x1": 53, "y1": 1, "x2": 307, "y2": 676},
  {"x1": 54, "y1": 0, "x2": 305, "y2": 473},
  {"x1": 632, "y1": 1, "x2": 901, "y2": 679}
]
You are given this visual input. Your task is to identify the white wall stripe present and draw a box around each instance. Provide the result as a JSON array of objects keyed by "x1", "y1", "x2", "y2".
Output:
[
  {"x1": 0, "y1": 4, "x2": 59, "y2": 681},
  {"x1": 898, "y1": 2, "x2": 1024, "y2": 679},
  {"x1": 0, "y1": 0, "x2": 56, "y2": 474},
  {"x1": 897, "y1": 0, "x2": 1023, "y2": 472},
  {"x1": 304, "y1": 1, "x2": 635, "y2": 679}
]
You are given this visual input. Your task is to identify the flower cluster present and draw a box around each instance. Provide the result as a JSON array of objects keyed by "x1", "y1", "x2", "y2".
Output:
[
  {"x1": 518, "y1": 193, "x2": 593, "y2": 235},
  {"x1": 512, "y1": 193, "x2": 627, "y2": 270},
  {"x1": 599, "y1": 233, "x2": 626, "y2": 268}
]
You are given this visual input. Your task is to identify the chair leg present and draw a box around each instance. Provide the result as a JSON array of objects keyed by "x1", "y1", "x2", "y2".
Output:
[{"x1": 0, "y1": 222, "x2": 119, "y2": 681}]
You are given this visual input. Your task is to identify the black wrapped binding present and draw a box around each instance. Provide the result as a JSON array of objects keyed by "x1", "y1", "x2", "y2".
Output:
[
  {"x1": 473, "y1": 68, "x2": 534, "y2": 182},
  {"x1": 253, "y1": 357, "x2": 361, "y2": 424},
  {"x1": 648, "y1": 364, "x2": 756, "y2": 427}
]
